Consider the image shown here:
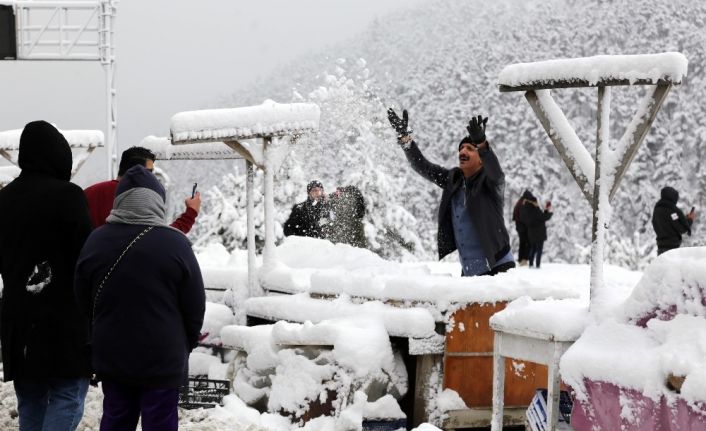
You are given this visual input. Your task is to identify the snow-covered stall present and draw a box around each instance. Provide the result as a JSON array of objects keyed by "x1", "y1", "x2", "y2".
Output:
[
  {"x1": 169, "y1": 100, "x2": 320, "y2": 297},
  {"x1": 561, "y1": 248, "x2": 706, "y2": 430},
  {"x1": 0, "y1": 127, "x2": 104, "y2": 179},
  {"x1": 492, "y1": 52, "x2": 687, "y2": 430}
]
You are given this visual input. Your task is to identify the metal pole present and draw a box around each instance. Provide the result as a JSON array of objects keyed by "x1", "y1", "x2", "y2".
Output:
[
  {"x1": 590, "y1": 85, "x2": 611, "y2": 310},
  {"x1": 245, "y1": 160, "x2": 258, "y2": 298},
  {"x1": 262, "y1": 136, "x2": 276, "y2": 270},
  {"x1": 100, "y1": 0, "x2": 117, "y2": 179}
]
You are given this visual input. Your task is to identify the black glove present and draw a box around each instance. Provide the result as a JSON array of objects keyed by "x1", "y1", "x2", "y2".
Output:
[
  {"x1": 387, "y1": 108, "x2": 411, "y2": 138},
  {"x1": 466, "y1": 115, "x2": 488, "y2": 144}
]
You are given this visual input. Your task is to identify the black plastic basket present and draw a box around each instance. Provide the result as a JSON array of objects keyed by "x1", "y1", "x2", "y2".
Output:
[
  {"x1": 362, "y1": 418, "x2": 407, "y2": 430},
  {"x1": 179, "y1": 377, "x2": 230, "y2": 409}
]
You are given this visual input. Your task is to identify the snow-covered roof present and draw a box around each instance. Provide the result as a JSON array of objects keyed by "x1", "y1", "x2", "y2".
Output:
[
  {"x1": 0, "y1": 128, "x2": 105, "y2": 150},
  {"x1": 498, "y1": 52, "x2": 687, "y2": 90},
  {"x1": 489, "y1": 297, "x2": 589, "y2": 342},
  {"x1": 139, "y1": 135, "x2": 243, "y2": 160},
  {"x1": 170, "y1": 100, "x2": 320, "y2": 145}
]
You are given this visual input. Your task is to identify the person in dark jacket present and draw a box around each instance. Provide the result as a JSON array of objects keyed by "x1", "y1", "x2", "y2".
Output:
[
  {"x1": 519, "y1": 192, "x2": 553, "y2": 268},
  {"x1": 74, "y1": 165, "x2": 205, "y2": 431},
  {"x1": 652, "y1": 186, "x2": 696, "y2": 255},
  {"x1": 0, "y1": 121, "x2": 92, "y2": 430},
  {"x1": 283, "y1": 180, "x2": 327, "y2": 238},
  {"x1": 387, "y1": 109, "x2": 515, "y2": 276},
  {"x1": 512, "y1": 190, "x2": 533, "y2": 266},
  {"x1": 325, "y1": 185, "x2": 368, "y2": 248},
  {"x1": 84, "y1": 146, "x2": 201, "y2": 232}
]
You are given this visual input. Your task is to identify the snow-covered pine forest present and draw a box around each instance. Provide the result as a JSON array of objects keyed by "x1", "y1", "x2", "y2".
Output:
[{"x1": 159, "y1": 0, "x2": 706, "y2": 269}]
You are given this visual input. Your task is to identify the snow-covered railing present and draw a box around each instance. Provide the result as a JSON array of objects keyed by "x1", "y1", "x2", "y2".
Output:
[
  {"x1": 498, "y1": 52, "x2": 685, "y2": 309},
  {"x1": 0, "y1": 127, "x2": 104, "y2": 178},
  {"x1": 168, "y1": 100, "x2": 321, "y2": 298},
  {"x1": 139, "y1": 136, "x2": 243, "y2": 160}
]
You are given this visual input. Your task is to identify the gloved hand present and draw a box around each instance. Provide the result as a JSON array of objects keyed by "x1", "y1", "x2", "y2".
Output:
[
  {"x1": 466, "y1": 115, "x2": 489, "y2": 144},
  {"x1": 387, "y1": 108, "x2": 411, "y2": 138}
]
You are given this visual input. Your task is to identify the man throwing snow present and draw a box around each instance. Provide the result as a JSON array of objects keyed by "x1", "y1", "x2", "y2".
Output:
[{"x1": 388, "y1": 109, "x2": 515, "y2": 276}]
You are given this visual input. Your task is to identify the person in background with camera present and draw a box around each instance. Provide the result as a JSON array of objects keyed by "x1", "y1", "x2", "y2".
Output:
[
  {"x1": 518, "y1": 191, "x2": 553, "y2": 269},
  {"x1": 387, "y1": 108, "x2": 515, "y2": 276},
  {"x1": 652, "y1": 186, "x2": 697, "y2": 255}
]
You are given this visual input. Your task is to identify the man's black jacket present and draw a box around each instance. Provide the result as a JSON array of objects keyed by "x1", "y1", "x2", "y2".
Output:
[
  {"x1": 283, "y1": 198, "x2": 326, "y2": 238},
  {"x1": 402, "y1": 141, "x2": 511, "y2": 266},
  {"x1": 652, "y1": 187, "x2": 692, "y2": 250},
  {"x1": 0, "y1": 121, "x2": 92, "y2": 381}
]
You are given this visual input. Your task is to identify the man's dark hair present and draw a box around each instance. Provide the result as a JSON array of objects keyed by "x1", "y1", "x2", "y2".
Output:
[{"x1": 118, "y1": 146, "x2": 156, "y2": 177}]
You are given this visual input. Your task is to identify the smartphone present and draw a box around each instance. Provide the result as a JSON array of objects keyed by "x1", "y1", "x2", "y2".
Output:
[{"x1": 191, "y1": 182, "x2": 198, "y2": 199}]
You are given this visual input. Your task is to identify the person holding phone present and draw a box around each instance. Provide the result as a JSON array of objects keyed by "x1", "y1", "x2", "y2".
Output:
[
  {"x1": 84, "y1": 147, "x2": 201, "y2": 234},
  {"x1": 652, "y1": 186, "x2": 696, "y2": 255}
]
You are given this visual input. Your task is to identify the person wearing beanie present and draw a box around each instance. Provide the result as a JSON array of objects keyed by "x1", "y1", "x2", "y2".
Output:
[
  {"x1": 0, "y1": 121, "x2": 93, "y2": 430},
  {"x1": 519, "y1": 192, "x2": 553, "y2": 268},
  {"x1": 74, "y1": 165, "x2": 205, "y2": 431},
  {"x1": 84, "y1": 146, "x2": 201, "y2": 233},
  {"x1": 387, "y1": 109, "x2": 515, "y2": 276},
  {"x1": 283, "y1": 179, "x2": 328, "y2": 238},
  {"x1": 652, "y1": 186, "x2": 696, "y2": 255}
]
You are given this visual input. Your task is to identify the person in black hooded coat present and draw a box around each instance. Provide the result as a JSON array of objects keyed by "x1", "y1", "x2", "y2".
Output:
[
  {"x1": 652, "y1": 186, "x2": 696, "y2": 255},
  {"x1": 519, "y1": 192, "x2": 553, "y2": 268},
  {"x1": 0, "y1": 121, "x2": 93, "y2": 430}
]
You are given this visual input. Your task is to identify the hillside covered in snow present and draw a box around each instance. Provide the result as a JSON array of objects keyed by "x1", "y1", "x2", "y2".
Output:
[{"x1": 165, "y1": 0, "x2": 706, "y2": 268}]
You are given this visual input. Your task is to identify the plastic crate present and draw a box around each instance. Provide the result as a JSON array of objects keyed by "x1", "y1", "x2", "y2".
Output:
[
  {"x1": 362, "y1": 418, "x2": 406, "y2": 431},
  {"x1": 526, "y1": 388, "x2": 573, "y2": 431},
  {"x1": 179, "y1": 377, "x2": 230, "y2": 409}
]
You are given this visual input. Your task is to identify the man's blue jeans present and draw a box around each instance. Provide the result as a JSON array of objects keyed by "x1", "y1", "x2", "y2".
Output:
[{"x1": 14, "y1": 377, "x2": 90, "y2": 431}]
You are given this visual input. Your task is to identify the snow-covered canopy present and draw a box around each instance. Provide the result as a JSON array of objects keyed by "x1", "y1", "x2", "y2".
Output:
[
  {"x1": 139, "y1": 135, "x2": 243, "y2": 160},
  {"x1": 498, "y1": 52, "x2": 688, "y2": 89},
  {"x1": 170, "y1": 100, "x2": 320, "y2": 145},
  {"x1": 0, "y1": 128, "x2": 105, "y2": 150}
]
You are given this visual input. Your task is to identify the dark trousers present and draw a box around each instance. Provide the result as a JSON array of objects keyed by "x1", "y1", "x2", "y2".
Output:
[
  {"x1": 529, "y1": 242, "x2": 544, "y2": 268},
  {"x1": 517, "y1": 230, "x2": 530, "y2": 261},
  {"x1": 100, "y1": 381, "x2": 178, "y2": 431},
  {"x1": 657, "y1": 245, "x2": 678, "y2": 256}
]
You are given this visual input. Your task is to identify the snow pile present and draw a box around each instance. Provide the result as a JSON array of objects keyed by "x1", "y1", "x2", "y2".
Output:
[
  {"x1": 200, "y1": 302, "x2": 235, "y2": 345},
  {"x1": 220, "y1": 318, "x2": 408, "y2": 428},
  {"x1": 245, "y1": 294, "x2": 436, "y2": 338},
  {"x1": 620, "y1": 247, "x2": 706, "y2": 325},
  {"x1": 0, "y1": 128, "x2": 104, "y2": 150},
  {"x1": 170, "y1": 100, "x2": 320, "y2": 144},
  {"x1": 561, "y1": 247, "x2": 706, "y2": 408},
  {"x1": 140, "y1": 135, "x2": 242, "y2": 160},
  {"x1": 435, "y1": 388, "x2": 468, "y2": 412},
  {"x1": 498, "y1": 52, "x2": 688, "y2": 87},
  {"x1": 195, "y1": 243, "x2": 250, "y2": 322},
  {"x1": 489, "y1": 297, "x2": 590, "y2": 341},
  {"x1": 265, "y1": 237, "x2": 640, "y2": 305}
]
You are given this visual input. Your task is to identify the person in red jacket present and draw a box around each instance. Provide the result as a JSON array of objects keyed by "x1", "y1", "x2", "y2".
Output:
[{"x1": 84, "y1": 147, "x2": 201, "y2": 233}]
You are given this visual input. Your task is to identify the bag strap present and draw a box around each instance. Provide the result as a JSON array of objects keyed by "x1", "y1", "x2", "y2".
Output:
[{"x1": 91, "y1": 226, "x2": 154, "y2": 323}]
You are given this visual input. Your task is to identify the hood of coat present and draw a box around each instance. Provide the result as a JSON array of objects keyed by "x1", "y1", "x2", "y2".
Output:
[
  {"x1": 18, "y1": 121, "x2": 72, "y2": 181},
  {"x1": 660, "y1": 186, "x2": 679, "y2": 204}
]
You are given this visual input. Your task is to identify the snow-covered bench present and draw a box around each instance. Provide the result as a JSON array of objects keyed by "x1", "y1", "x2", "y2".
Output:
[{"x1": 560, "y1": 248, "x2": 706, "y2": 430}]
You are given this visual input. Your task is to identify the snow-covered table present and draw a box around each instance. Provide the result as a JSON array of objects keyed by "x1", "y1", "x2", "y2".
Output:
[{"x1": 488, "y1": 298, "x2": 588, "y2": 431}]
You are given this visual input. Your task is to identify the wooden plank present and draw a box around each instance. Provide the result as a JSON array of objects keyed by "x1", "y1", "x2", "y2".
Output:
[
  {"x1": 412, "y1": 353, "x2": 443, "y2": 427},
  {"x1": 525, "y1": 90, "x2": 594, "y2": 204},
  {"x1": 446, "y1": 302, "x2": 506, "y2": 353},
  {"x1": 609, "y1": 84, "x2": 671, "y2": 200},
  {"x1": 500, "y1": 78, "x2": 678, "y2": 92},
  {"x1": 443, "y1": 406, "x2": 527, "y2": 429}
]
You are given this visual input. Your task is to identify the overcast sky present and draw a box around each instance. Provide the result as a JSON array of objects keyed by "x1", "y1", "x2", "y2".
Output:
[{"x1": 0, "y1": 0, "x2": 421, "y2": 184}]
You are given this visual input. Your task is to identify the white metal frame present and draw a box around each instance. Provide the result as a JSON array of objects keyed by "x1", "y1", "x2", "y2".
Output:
[{"x1": 11, "y1": 0, "x2": 118, "y2": 178}]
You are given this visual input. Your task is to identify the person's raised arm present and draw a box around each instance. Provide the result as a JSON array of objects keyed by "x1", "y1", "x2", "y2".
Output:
[{"x1": 387, "y1": 108, "x2": 449, "y2": 188}]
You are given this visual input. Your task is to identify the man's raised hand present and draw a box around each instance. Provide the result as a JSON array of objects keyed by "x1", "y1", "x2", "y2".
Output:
[
  {"x1": 387, "y1": 108, "x2": 411, "y2": 139},
  {"x1": 466, "y1": 115, "x2": 489, "y2": 144}
]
